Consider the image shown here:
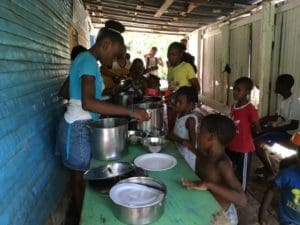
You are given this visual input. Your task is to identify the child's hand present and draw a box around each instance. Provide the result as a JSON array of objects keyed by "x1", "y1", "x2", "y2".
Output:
[{"x1": 181, "y1": 178, "x2": 208, "y2": 191}]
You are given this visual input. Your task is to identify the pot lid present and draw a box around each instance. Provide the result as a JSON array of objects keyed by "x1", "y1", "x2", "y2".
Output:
[
  {"x1": 109, "y1": 182, "x2": 165, "y2": 208},
  {"x1": 84, "y1": 162, "x2": 135, "y2": 180}
]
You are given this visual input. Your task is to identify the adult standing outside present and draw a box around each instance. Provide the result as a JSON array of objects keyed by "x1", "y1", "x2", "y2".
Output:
[
  {"x1": 56, "y1": 20, "x2": 149, "y2": 220},
  {"x1": 144, "y1": 46, "x2": 163, "y2": 76}
]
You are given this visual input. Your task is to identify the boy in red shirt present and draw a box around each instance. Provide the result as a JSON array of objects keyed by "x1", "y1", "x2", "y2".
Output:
[{"x1": 226, "y1": 77, "x2": 261, "y2": 190}]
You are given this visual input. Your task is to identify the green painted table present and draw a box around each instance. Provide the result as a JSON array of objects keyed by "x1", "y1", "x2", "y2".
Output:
[{"x1": 80, "y1": 142, "x2": 224, "y2": 225}]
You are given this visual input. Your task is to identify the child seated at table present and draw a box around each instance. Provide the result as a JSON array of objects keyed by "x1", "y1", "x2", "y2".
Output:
[
  {"x1": 167, "y1": 86, "x2": 199, "y2": 171},
  {"x1": 182, "y1": 114, "x2": 247, "y2": 225},
  {"x1": 255, "y1": 74, "x2": 300, "y2": 179},
  {"x1": 258, "y1": 146, "x2": 300, "y2": 225}
]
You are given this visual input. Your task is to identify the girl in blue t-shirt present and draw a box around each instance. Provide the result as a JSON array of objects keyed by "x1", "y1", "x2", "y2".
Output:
[{"x1": 56, "y1": 20, "x2": 149, "y2": 219}]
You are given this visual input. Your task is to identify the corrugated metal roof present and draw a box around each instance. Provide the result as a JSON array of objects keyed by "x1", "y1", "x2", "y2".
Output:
[{"x1": 83, "y1": 0, "x2": 260, "y2": 35}]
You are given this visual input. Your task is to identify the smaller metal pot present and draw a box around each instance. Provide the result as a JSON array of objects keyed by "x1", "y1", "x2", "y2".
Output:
[
  {"x1": 113, "y1": 91, "x2": 134, "y2": 107},
  {"x1": 110, "y1": 177, "x2": 167, "y2": 225}
]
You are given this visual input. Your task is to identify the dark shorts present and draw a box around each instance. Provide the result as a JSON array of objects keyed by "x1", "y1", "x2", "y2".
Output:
[
  {"x1": 56, "y1": 118, "x2": 91, "y2": 171},
  {"x1": 225, "y1": 149, "x2": 252, "y2": 191},
  {"x1": 258, "y1": 131, "x2": 291, "y2": 146}
]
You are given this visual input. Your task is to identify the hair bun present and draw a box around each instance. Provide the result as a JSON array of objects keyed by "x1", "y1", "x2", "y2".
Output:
[{"x1": 105, "y1": 20, "x2": 125, "y2": 33}]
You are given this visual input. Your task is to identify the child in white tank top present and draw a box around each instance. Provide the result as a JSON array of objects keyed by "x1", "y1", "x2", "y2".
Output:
[{"x1": 167, "y1": 86, "x2": 199, "y2": 171}]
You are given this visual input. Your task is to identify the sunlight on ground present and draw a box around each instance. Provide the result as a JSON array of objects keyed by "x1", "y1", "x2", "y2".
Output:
[{"x1": 269, "y1": 143, "x2": 297, "y2": 158}]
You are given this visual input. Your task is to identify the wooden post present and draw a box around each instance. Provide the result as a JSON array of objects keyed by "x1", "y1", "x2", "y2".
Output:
[{"x1": 258, "y1": 1, "x2": 275, "y2": 116}]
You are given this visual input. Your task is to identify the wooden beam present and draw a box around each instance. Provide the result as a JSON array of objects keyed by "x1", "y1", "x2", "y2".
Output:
[
  {"x1": 92, "y1": 17, "x2": 195, "y2": 32},
  {"x1": 154, "y1": 0, "x2": 175, "y2": 17},
  {"x1": 90, "y1": 14, "x2": 200, "y2": 29},
  {"x1": 93, "y1": 23, "x2": 187, "y2": 35}
]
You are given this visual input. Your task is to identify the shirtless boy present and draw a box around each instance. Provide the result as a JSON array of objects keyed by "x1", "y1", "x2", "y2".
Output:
[{"x1": 182, "y1": 114, "x2": 247, "y2": 225}]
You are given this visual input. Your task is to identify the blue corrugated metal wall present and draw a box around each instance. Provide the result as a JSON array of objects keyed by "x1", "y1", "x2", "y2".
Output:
[{"x1": 0, "y1": 0, "x2": 76, "y2": 224}]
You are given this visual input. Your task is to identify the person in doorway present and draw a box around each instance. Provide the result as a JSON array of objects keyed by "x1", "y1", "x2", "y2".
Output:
[
  {"x1": 258, "y1": 147, "x2": 300, "y2": 225},
  {"x1": 56, "y1": 20, "x2": 149, "y2": 222},
  {"x1": 58, "y1": 45, "x2": 87, "y2": 99},
  {"x1": 180, "y1": 38, "x2": 197, "y2": 74},
  {"x1": 144, "y1": 46, "x2": 163, "y2": 76},
  {"x1": 167, "y1": 42, "x2": 200, "y2": 92},
  {"x1": 255, "y1": 74, "x2": 300, "y2": 179},
  {"x1": 226, "y1": 77, "x2": 261, "y2": 190},
  {"x1": 167, "y1": 86, "x2": 199, "y2": 171},
  {"x1": 182, "y1": 114, "x2": 247, "y2": 225}
]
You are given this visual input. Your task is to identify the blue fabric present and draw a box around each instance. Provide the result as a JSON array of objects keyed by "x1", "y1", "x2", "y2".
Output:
[
  {"x1": 56, "y1": 118, "x2": 91, "y2": 171},
  {"x1": 69, "y1": 51, "x2": 103, "y2": 120},
  {"x1": 275, "y1": 165, "x2": 300, "y2": 225},
  {"x1": 259, "y1": 131, "x2": 291, "y2": 146}
]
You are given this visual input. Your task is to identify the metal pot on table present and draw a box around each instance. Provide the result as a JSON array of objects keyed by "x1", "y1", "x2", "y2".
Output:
[
  {"x1": 109, "y1": 177, "x2": 167, "y2": 225},
  {"x1": 88, "y1": 118, "x2": 128, "y2": 160},
  {"x1": 129, "y1": 102, "x2": 164, "y2": 133}
]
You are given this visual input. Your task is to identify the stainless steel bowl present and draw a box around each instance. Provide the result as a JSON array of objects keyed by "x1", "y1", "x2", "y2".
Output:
[
  {"x1": 110, "y1": 177, "x2": 167, "y2": 225},
  {"x1": 88, "y1": 118, "x2": 128, "y2": 160},
  {"x1": 128, "y1": 130, "x2": 147, "y2": 144},
  {"x1": 142, "y1": 137, "x2": 166, "y2": 153}
]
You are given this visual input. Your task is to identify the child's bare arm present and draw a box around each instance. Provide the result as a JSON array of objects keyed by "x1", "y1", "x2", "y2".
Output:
[
  {"x1": 260, "y1": 115, "x2": 278, "y2": 124},
  {"x1": 166, "y1": 132, "x2": 186, "y2": 145},
  {"x1": 258, "y1": 182, "x2": 278, "y2": 225},
  {"x1": 182, "y1": 160, "x2": 247, "y2": 207},
  {"x1": 207, "y1": 160, "x2": 247, "y2": 207},
  {"x1": 186, "y1": 117, "x2": 197, "y2": 147},
  {"x1": 266, "y1": 120, "x2": 299, "y2": 132},
  {"x1": 254, "y1": 120, "x2": 262, "y2": 134}
]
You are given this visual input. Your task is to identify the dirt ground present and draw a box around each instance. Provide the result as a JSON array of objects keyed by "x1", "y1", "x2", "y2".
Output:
[{"x1": 237, "y1": 154, "x2": 279, "y2": 225}]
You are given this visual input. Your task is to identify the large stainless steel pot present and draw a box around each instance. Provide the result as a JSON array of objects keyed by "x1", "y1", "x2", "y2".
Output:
[
  {"x1": 89, "y1": 118, "x2": 128, "y2": 160},
  {"x1": 130, "y1": 102, "x2": 164, "y2": 133},
  {"x1": 110, "y1": 177, "x2": 167, "y2": 225}
]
